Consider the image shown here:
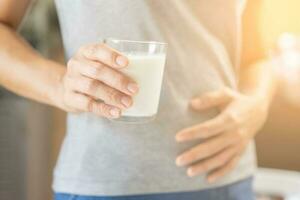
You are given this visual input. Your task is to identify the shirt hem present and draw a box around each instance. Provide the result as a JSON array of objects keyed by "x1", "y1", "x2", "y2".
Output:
[{"x1": 52, "y1": 169, "x2": 255, "y2": 196}]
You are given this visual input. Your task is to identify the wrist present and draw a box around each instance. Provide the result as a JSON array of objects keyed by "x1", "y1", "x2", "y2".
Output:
[
  {"x1": 239, "y1": 60, "x2": 277, "y2": 112},
  {"x1": 52, "y1": 71, "x2": 67, "y2": 111},
  {"x1": 43, "y1": 59, "x2": 68, "y2": 111}
]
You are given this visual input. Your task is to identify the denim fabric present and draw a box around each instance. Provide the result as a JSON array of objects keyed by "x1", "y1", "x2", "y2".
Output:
[{"x1": 54, "y1": 177, "x2": 254, "y2": 200}]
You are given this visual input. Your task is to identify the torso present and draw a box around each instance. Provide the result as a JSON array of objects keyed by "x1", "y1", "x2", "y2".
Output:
[{"x1": 53, "y1": 0, "x2": 255, "y2": 196}]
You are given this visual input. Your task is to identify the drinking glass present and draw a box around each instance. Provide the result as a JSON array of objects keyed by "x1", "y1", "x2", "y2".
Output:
[{"x1": 104, "y1": 38, "x2": 167, "y2": 123}]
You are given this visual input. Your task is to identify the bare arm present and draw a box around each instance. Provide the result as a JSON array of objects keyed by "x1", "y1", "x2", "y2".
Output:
[
  {"x1": 0, "y1": 0, "x2": 66, "y2": 109},
  {"x1": 239, "y1": 0, "x2": 277, "y2": 107},
  {"x1": 0, "y1": 0, "x2": 30, "y2": 28},
  {"x1": 0, "y1": 0, "x2": 138, "y2": 118}
]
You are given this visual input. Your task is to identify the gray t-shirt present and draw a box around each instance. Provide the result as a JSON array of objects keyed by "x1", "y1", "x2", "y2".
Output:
[{"x1": 53, "y1": 0, "x2": 256, "y2": 196}]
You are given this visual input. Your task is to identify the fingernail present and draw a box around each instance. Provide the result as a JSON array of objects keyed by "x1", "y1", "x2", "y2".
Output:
[
  {"x1": 110, "y1": 108, "x2": 121, "y2": 118},
  {"x1": 176, "y1": 157, "x2": 184, "y2": 166},
  {"x1": 127, "y1": 83, "x2": 139, "y2": 94},
  {"x1": 187, "y1": 168, "x2": 195, "y2": 177},
  {"x1": 175, "y1": 133, "x2": 183, "y2": 142},
  {"x1": 176, "y1": 130, "x2": 187, "y2": 142},
  {"x1": 116, "y1": 56, "x2": 128, "y2": 67},
  {"x1": 121, "y1": 96, "x2": 132, "y2": 108}
]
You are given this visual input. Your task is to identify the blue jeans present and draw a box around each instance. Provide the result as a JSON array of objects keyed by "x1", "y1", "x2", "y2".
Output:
[{"x1": 54, "y1": 177, "x2": 254, "y2": 200}]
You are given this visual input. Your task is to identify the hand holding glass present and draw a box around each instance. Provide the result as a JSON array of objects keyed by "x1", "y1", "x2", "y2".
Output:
[{"x1": 105, "y1": 39, "x2": 167, "y2": 123}]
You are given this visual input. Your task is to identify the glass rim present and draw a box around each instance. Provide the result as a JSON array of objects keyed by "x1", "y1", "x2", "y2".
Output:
[{"x1": 104, "y1": 38, "x2": 167, "y2": 46}]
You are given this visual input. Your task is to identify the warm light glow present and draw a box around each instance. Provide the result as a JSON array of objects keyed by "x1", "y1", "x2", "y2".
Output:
[{"x1": 260, "y1": 0, "x2": 300, "y2": 51}]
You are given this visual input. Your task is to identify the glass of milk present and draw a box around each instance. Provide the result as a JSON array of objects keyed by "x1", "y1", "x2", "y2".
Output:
[{"x1": 104, "y1": 38, "x2": 167, "y2": 123}]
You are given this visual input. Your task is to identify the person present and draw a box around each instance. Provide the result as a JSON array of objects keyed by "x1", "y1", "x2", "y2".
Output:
[{"x1": 0, "y1": 0, "x2": 276, "y2": 199}]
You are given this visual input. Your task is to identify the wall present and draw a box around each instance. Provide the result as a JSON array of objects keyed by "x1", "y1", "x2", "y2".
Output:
[{"x1": 256, "y1": 0, "x2": 300, "y2": 171}]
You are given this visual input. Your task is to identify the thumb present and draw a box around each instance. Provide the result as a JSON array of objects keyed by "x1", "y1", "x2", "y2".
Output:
[{"x1": 190, "y1": 88, "x2": 233, "y2": 111}]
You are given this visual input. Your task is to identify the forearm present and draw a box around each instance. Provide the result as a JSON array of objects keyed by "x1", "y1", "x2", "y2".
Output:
[
  {"x1": 239, "y1": 59, "x2": 277, "y2": 108},
  {"x1": 0, "y1": 23, "x2": 66, "y2": 109}
]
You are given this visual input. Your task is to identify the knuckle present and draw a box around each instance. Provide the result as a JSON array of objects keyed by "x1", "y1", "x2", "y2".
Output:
[
  {"x1": 91, "y1": 63, "x2": 105, "y2": 76},
  {"x1": 88, "y1": 67, "x2": 99, "y2": 78},
  {"x1": 83, "y1": 79, "x2": 97, "y2": 93},
  {"x1": 83, "y1": 62, "x2": 106, "y2": 78},
  {"x1": 84, "y1": 97, "x2": 93, "y2": 112},
  {"x1": 93, "y1": 62, "x2": 105, "y2": 70},
  {"x1": 106, "y1": 88, "x2": 120, "y2": 103},
  {"x1": 115, "y1": 74, "x2": 128, "y2": 89},
  {"x1": 83, "y1": 44, "x2": 97, "y2": 58},
  {"x1": 98, "y1": 103, "x2": 111, "y2": 116},
  {"x1": 67, "y1": 59, "x2": 82, "y2": 76},
  {"x1": 85, "y1": 43, "x2": 118, "y2": 66},
  {"x1": 98, "y1": 43, "x2": 117, "y2": 63}
]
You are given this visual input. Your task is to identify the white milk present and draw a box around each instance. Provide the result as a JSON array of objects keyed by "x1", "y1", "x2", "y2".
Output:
[{"x1": 122, "y1": 54, "x2": 166, "y2": 117}]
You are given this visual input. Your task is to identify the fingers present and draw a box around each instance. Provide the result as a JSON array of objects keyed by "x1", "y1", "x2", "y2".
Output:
[
  {"x1": 80, "y1": 43, "x2": 129, "y2": 69},
  {"x1": 186, "y1": 145, "x2": 238, "y2": 177},
  {"x1": 68, "y1": 58, "x2": 138, "y2": 96},
  {"x1": 63, "y1": 43, "x2": 138, "y2": 117},
  {"x1": 176, "y1": 112, "x2": 233, "y2": 142},
  {"x1": 190, "y1": 88, "x2": 234, "y2": 111},
  {"x1": 65, "y1": 92, "x2": 121, "y2": 118},
  {"x1": 67, "y1": 75, "x2": 132, "y2": 109},
  {"x1": 176, "y1": 132, "x2": 239, "y2": 167},
  {"x1": 206, "y1": 154, "x2": 241, "y2": 183}
]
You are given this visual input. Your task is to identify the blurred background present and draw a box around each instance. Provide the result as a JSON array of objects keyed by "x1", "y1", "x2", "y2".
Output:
[{"x1": 0, "y1": 0, "x2": 300, "y2": 200}]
